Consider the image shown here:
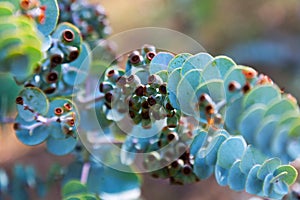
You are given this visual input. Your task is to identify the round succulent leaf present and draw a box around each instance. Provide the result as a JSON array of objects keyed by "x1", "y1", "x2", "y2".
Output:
[
  {"x1": 190, "y1": 130, "x2": 208, "y2": 156},
  {"x1": 193, "y1": 149, "x2": 214, "y2": 179},
  {"x1": 223, "y1": 66, "x2": 247, "y2": 102},
  {"x1": 46, "y1": 136, "x2": 77, "y2": 156},
  {"x1": 289, "y1": 119, "x2": 300, "y2": 137},
  {"x1": 243, "y1": 85, "x2": 281, "y2": 110},
  {"x1": 0, "y1": 2, "x2": 14, "y2": 16},
  {"x1": 254, "y1": 116, "x2": 278, "y2": 153},
  {"x1": 176, "y1": 69, "x2": 202, "y2": 115},
  {"x1": 181, "y1": 52, "x2": 213, "y2": 75},
  {"x1": 273, "y1": 165, "x2": 298, "y2": 185},
  {"x1": 257, "y1": 158, "x2": 281, "y2": 180},
  {"x1": 62, "y1": 180, "x2": 88, "y2": 198},
  {"x1": 214, "y1": 164, "x2": 229, "y2": 186},
  {"x1": 154, "y1": 70, "x2": 168, "y2": 82},
  {"x1": 224, "y1": 97, "x2": 243, "y2": 134},
  {"x1": 238, "y1": 104, "x2": 265, "y2": 144},
  {"x1": 167, "y1": 68, "x2": 181, "y2": 109},
  {"x1": 240, "y1": 146, "x2": 267, "y2": 174},
  {"x1": 205, "y1": 134, "x2": 227, "y2": 165},
  {"x1": 167, "y1": 53, "x2": 191, "y2": 74},
  {"x1": 217, "y1": 136, "x2": 247, "y2": 169},
  {"x1": 264, "y1": 98, "x2": 298, "y2": 118},
  {"x1": 149, "y1": 52, "x2": 174, "y2": 74},
  {"x1": 271, "y1": 127, "x2": 289, "y2": 160},
  {"x1": 202, "y1": 56, "x2": 236, "y2": 82},
  {"x1": 228, "y1": 160, "x2": 246, "y2": 191},
  {"x1": 15, "y1": 118, "x2": 50, "y2": 146},
  {"x1": 63, "y1": 42, "x2": 91, "y2": 86},
  {"x1": 52, "y1": 22, "x2": 82, "y2": 48},
  {"x1": 269, "y1": 179, "x2": 289, "y2": 199},
  {"x1": 17, "y1": 87, "x2": 49, "y2": 122},
  {"x1": 287, "y1": 139, "x2": 300, "y2": 161},
  {"x1": 87, "y1": 166, "x2": 141, "y2": 199},
  {"x1": 245, "y1": 165, "x2": 264, "y2": 195},
  {"x1": 37, "y1": 0, "x2": 59, "y2": 36}
]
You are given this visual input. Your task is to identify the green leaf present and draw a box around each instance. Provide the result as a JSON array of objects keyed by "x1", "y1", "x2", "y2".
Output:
[
  {"x1": 257, "y1": 158, "x2": 281, "y2": 180},
  {"x1": 245, "y1": 165, "x2": 263, "y2": 195},
  {"x1": 202, "y1": 56, "x2": 236, "y2": 81},
  {"x1": 177, "y1": 69, "x2": 202, "y2": 115},
  {"x1": 46, "y1": 136, "x2": 77, "y2": 156},
  {"x1": 240, "y1": 146, "x2": 267, "y2": 174},
  {"x1": 167, "y1": 53, "x2": 191, "y2": 74},
  {"x1": 238, "y1": 104, "x2": 265, "y2": 144},
  {"x1": 37, "y1": 0, "x2": 59, "y2": 36},
  {"x1": 167, "y1": 68, "x2": 181, "y2": 109},
  {"x1": 243, "y1": 85, "x2": 281, "y2": 110},
  {"x1": 217, "y1": 136, "x2": 247, "y2": 169},
  {"x1": 181, "y1": 52, "x2": 213, "y2": 75},
  {"x1": 17, "y1": 87, "x2": 49, "y2": 122},
  {"x1": 15, "y1": 115, "x2": 50, "y2": 145},
  {"x1": 273, "y1": 165, "x2": 298, "y2": 185},
  {"x1": 62, "y1": 180, "x2": 88, "y2": 198},
  {"x1": 149, "y1": 52, "x2": 174, "y2": 74},
  {"x1": 228, "y1": 160, "x2": 246, "y2": 191},
  {"x1": 63, "y1": 42, "x2": 91, "y2": 86}
]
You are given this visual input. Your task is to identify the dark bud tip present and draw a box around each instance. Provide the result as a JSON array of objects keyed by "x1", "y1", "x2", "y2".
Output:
[
  {"x1": 105, "y1": 92, "x2": 113, "y2": 103},
  {"x1": 69, "y1": 49, "x2": 79, "y2": 61},
  {"x1": 63, "y1": 29, "x2": 75, "y2": 42},
  {"x1": 107, "y1": 70, "x2": 115, "y2": 77},
  {"x1": 167, "y1": 132, "x2": 176, "y2": 141},
  {"x1": 129, "y1": 51, "x2": 141, "y2": 64},
  {"x1": 199, "y1": 93, "x2": 208, "y2": 102},
  {"x1": 116, "y1": 76, "x2": 126, "y2": 86},
  {"x1": 141, "y1": 110, "x2": 150, "y2": 119},
  {"x1": 242, "y1": 82, "x2": 251, "y2": 93},
  {"x1": 46, "y1": 71, "x2": 58, "y2": 83},
  {"x1": 205, "y1": 104, "x2": 214, "y2": 115},
  {"x1": 129, "y1": 110, "x2": 135, "y2": 119},
  {"x1": 54, "y1": 107, "x2": 63, "y2": 115},
  {"x1": 146, "y1": 51, "x2": 156, "y2": 61},
  {"x1": 44, "y1": 87, "x2": 56, "y2": 94},
  {"x1": 13, "y1": 123, "x2": 20, "y2": 130},
  {"x1": 182, "y1": 165, "x2": 192, "y2": 175},
  {"x1": 135, "y1": 85, "x2": 145, "y2": 96},
  {"x1": 64, "y1": 103, "x2": 72, "y2": 111},
  {"x1": 147, "y1": 96, "x2": 156, "y2": 106},
  {"x1": 142, "y1": 101, "x2": 149, "y2": 109},
  {"x1": 165, "y1": 103, "x2": 174, "y2": 110},
  {"x1": 50, "y1": 54, "x2": 63, "y2": 65},
  {"x1": 159, "y1": 84, "x2": 167, "y2": 95},
  {"x1": 16, "y1": 96, "x2": 24, "y2": 105}
]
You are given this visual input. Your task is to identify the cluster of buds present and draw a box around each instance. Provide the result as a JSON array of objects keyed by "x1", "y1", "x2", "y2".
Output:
[
  {"x1": 58, "y1": 0, "x2": 111, "y2": 44},
  {"x1": 20, "y1": 0, "x2": 46, "y2": 24},
  {"x1": 143, "y1": 125, "x2": 199, "y2": 185},
  {"x1": 24, "y1": 27, "x2": 81, "y2": 95}
]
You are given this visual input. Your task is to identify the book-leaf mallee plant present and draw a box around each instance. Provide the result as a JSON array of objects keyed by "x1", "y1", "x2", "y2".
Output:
[{"x1": 1, "y1": 0, "x2": 300, "y2": 199}]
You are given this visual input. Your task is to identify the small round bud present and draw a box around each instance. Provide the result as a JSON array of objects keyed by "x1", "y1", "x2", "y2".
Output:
[
  {"x1": 159, "y1": 84, "x2": 167, "y2": 95},
  {"x1": 46, "y1": 71, "x2": 59, "y2": 83},
  {"x1": 146, "y1": 51, "x2": 156, "y2": 61},
  {"x1": 16, "y1": 97, "x2": 24, "y2": 105},
  {"x1": 129, "y1": 51, "x2": 142, "y2": 65},
  {"x1": 63, "y1": 29, "x2": 75, "y2": 42},
  {"x1": 63, "y1": 103, "x2": 72, "y2": 111},
  {"x1": 54, "y1": 107, "x2": 64, "y2": 116}
]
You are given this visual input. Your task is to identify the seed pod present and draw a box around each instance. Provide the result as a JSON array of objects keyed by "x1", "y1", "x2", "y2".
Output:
[
  {"x1": 99, "y1": 81, "x2": 114, "y2": 93},
  {"x1": 54, "y1": 107, "x2": 64, "y2": 116},
  {"x1": 159, "y1": 84, "x2": 167, "y2": 95},
  {"x1": 148, "y1": 74, "x2": 163, "y2": 85},
  {"x1": 228, "y1": 81, "x2": 241, "y2": 92},
  {"x1": 129, "y1": 51, "x2": 143, "y2": 66},
  {"x1": 145, "y1": 51, "x2": 156, "y2": 64},
  {"x1": 63, "y1": 103, "x2": 73, "y2": 111},
  {"x1": 49, "y1": 47, "x2": 64, "y2": 67},
  {"x1": 62, "y1": 29, "x2": 75, "y2": 43},
  {"x1": 45, "y1": 71, "x2": 59, "y2": 83},
  {"x1": 16, "y1": 97, "x2": 24, "y2": 105},
  {"x1": 141, "y1": 44, "x2": 156, "y2": 56}
]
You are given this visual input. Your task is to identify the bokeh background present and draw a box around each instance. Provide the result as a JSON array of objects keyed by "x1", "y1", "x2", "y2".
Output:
[{"x1": 1, "y1": 0, "x2": 300, "y2": 199}]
